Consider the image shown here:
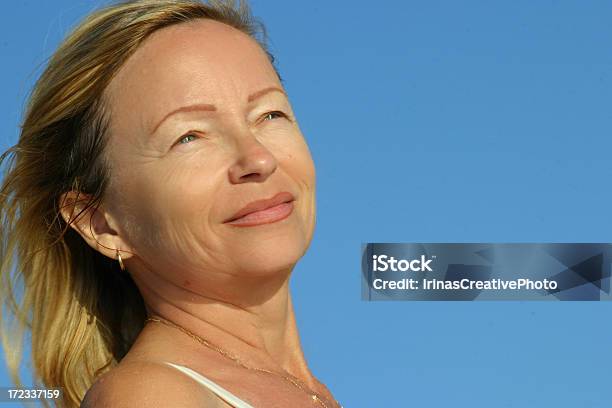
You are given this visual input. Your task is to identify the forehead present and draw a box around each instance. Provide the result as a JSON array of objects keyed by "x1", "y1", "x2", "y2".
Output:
[{"x1": 104, "y1": 19, "x2": 279, "y2": 130}]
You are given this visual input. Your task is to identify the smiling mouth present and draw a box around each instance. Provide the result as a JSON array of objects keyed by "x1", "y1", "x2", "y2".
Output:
[{"x1": 224, "y1": 200, "x2": 294, "y2": 227}]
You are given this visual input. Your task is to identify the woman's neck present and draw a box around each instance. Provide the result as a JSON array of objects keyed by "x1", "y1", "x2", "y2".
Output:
[{"x1": 131, "y1": 264, "x2": 315, "y2": 385}]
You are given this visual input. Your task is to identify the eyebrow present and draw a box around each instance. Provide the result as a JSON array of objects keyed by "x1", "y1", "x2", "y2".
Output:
[{"x1": 150, "y1": 86, "x2": 287, "y2": 135}]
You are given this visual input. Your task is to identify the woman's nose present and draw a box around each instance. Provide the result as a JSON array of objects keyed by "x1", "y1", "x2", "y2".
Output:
[{"x1": 227, "y1": 133, "x2": 278, "y2": 184}]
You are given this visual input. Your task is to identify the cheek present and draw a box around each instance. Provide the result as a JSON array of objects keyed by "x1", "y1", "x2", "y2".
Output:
[
  {"x1": 273, "y1": 136, "x2": 317, "y2": 235},
  {"x1": 119, "y1": 164, "x2": 220, "y2": 256},
  {"x1": 269, "y1": 131, "x2": 315, "y2": 183},
  {"x1": 293, "y1": 146, "x2": 316, "y2": 194}
]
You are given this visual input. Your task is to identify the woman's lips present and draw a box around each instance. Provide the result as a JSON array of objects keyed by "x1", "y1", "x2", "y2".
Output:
[{"x1": 224, "y1": 200, "x2": 294, "y2": 227}]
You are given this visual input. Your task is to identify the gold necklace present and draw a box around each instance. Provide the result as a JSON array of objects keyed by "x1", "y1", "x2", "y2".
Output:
[{"x1": 145, "y1": 316, "x2": 342, "y2": 408}]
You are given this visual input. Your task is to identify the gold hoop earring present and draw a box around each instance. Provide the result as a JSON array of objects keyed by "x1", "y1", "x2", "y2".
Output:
[{"x1": 116, "y1": 248, "x2": 126, "y2": 272}]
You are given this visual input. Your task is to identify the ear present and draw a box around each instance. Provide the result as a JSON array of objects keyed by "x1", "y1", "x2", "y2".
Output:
[{"x1": 58, "y1": 190, "x2": 135, "y2": 262}]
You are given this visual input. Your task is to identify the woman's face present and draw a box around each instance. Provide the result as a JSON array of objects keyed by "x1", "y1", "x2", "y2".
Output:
[{"x1": 102, "y1": 19, "x2": 316, "y2": 294}]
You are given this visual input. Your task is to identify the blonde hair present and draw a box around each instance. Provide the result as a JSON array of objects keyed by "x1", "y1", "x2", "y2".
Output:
[{"x1": 0, "y1": 1, "x2": 278, "y2": 406}]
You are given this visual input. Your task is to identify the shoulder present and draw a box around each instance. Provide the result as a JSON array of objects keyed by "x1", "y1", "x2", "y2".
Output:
[{"x1": 81, "y1": 360, "x2": 227, "y2": 408}]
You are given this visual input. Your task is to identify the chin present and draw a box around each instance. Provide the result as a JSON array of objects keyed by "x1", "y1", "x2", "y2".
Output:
[{"x1": 230, "y1": 232, "x2": 309, "y2": 277}]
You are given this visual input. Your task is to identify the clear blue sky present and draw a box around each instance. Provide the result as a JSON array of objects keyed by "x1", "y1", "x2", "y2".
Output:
[{"x1": 2, "y1": 1, "x2": 611, "y2": 407}]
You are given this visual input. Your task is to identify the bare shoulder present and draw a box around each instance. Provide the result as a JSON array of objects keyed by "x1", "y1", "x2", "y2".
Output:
[{"x1": 81, "y1": 360, "x2": 228, "y2": 408}]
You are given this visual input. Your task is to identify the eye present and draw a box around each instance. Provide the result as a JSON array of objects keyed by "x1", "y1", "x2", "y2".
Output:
[
  {"x1": 175, "y1": 132, "x2": 200, "y2": 146},
  {"x1": 262, "y1": 111, "x2": 288, "y2": 122}
]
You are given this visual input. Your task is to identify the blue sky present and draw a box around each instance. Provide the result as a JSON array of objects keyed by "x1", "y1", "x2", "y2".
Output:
[{"x1": 1, "y1": 1, "x2": 611, "y2": 407}]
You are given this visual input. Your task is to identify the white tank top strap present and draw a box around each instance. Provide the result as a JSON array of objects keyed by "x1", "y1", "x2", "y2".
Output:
[{"x1": 163, "y1": 361, "x2": 255, "y2": 408}]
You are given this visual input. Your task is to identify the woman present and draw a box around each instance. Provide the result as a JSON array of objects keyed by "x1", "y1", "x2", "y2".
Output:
[{"x1": 0, "y1": 1, "x2": 341, "y2": 407}]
